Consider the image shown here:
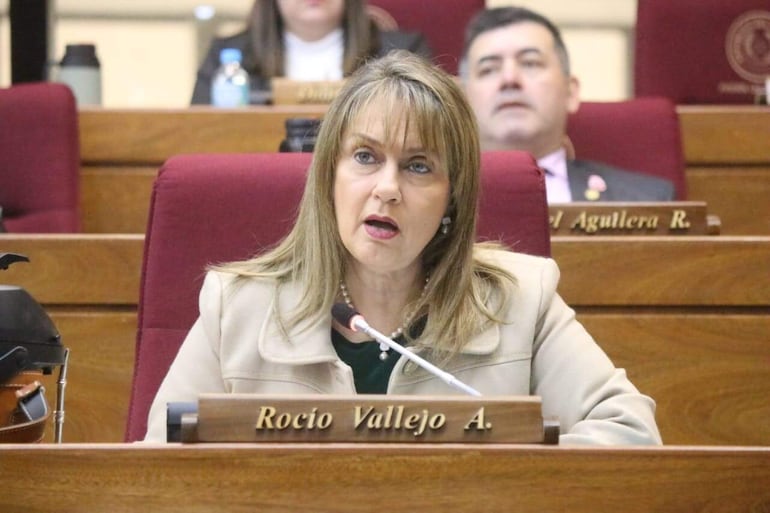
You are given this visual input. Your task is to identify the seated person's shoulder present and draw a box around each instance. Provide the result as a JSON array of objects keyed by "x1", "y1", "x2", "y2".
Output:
[
  {"x1": 475, "y1": 246, "x2": 556, "y2": 279},
  {"x1": 202, "y1": 269, "x2": 275, "y2": 301},
  {"x1": 198, "y1": 30, "x2": 251, "y2": 73},
  {"x1": 208, "y1": 30, "x2": 250, "y2": 54}
]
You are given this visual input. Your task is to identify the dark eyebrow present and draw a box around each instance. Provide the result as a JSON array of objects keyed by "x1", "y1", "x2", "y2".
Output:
[
  {"x1": 475, "y1": 55, "x2": 503, "y2": 68},
  {"x1": 475, "y1": 47, "x2": 545, "y2": 68},
  {"x1": 516, "y1": 47, "x2": 545, "y2": 59}
]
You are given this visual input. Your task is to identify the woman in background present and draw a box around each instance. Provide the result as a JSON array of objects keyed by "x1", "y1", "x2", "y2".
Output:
[{"x1": 191, "y1": 0, "x2": 431, "y2": 104}]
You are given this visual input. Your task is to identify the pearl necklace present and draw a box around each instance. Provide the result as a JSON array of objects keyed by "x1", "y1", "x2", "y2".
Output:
[{"x1": 339, "y1": 276, "x2": 429, "y2": 361}]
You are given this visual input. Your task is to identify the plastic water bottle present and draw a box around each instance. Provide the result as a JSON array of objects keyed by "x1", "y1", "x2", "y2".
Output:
[{"x1": 211, "y1": 48, "x2": 250, "y2": 107}]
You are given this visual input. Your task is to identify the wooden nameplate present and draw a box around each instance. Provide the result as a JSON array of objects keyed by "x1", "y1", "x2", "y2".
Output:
[
  {"x1": 178, "y1": 394, "x2": 558, "y2": 444},
  {"x1": 549, "y1": 201, "x2": 721, "y2": 235},
  {"x1": 271, "y1": 78, "x2": 345, "y2": 105}
]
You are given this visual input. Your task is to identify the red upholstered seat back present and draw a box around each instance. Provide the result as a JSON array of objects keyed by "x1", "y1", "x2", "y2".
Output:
[
  {"x1": 124, "y1": 150, "x2": 548, "y2": 441},
  {"x1": 634, "y1": 0, "x2": 770, "y2": 104},
  {"x1": 566, "y1": 98, "x2": 687, "y2": 199},
  {"x1": 0, "y1": 82, "x2": 80, "y2": 232},
  {"x1": 368, "y1": 0, "x2": 485, "y2": 75}
]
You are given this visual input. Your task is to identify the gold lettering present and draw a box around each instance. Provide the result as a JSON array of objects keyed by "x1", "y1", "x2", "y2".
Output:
[
  {"x1": 670, "y1": 209, "x2": 690, "y2": 229},
  {"x1": 414, "y1": 410, "x2": 430, "y2": 436},
  {"x1": 599, "y1": 212, "x2": 617, "y2": 230},
  {"x1": 549, "y1": 210, "x2": 563, "y2": 230},
  {"x1": 428, "y1": 413, "x2": 446, "y2": 430},
  {"x1": 393, "y1": 405, "x2": 404, "y2": 427},
  {"x1": 569, "y1": 210, "x2": 667, "y2": 233},
  {"x1": 256, "y1": 406, "x2": 276, "y2": 429},
  {"x1": 315, "y1": 412, "x2": 333, "y2": 429},
  {"x1": 586, "y1": 214, "x2": 599, "y2": 234},
  {"x1": 383, "y1": 405, "x2": 405, "y2": 428},
  {"x1": 296, "y1": 85, "x2": 337, "y2": 104},
  {"x1": 256, "y1": 406, "x2": 332, "y2": 430},
  {"x1": 570, "y1": 211, "x2": 588, "y2": 232},
  {"x1": 464, "y1": 407, "x2": 490, "y2": 431},
  {"x1": 403, "y1": 413, "x2": 421, "y2": 431},
  {"x1": 354, "y1": 405, "x2": 445, "y2": 435},
  {"x1": 643, "y1": 216, "x2": 659, "y2": 229},
  {"x1": 275, "y1": 412, "x2": 291, "y2": 430},
  {"x1": 367, "y1": 412, "x2": 385, "y2": 429},
  {"x1": 353, "y1": 406, "x2": 373, "y2": 430},
  {"x1": 291, "y1": 412, "x2": 308, "y2": 429}
]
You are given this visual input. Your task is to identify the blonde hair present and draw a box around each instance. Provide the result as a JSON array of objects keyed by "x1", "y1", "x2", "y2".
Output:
[{"x1": 218, "y1": 51, "x2": 515, "y2": 358}]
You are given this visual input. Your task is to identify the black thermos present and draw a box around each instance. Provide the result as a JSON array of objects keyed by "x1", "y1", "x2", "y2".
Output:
[{"x1": 279, "y1": 118, "x2": 321, "y2": 153}]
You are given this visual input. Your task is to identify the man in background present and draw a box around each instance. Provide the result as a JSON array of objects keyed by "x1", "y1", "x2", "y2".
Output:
[{"x1": 460, "y1": 7, "x2": 674, "y2": 202}]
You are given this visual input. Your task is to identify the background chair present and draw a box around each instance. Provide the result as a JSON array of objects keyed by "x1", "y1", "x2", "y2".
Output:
[
  {"x1": 634, "y1": 0, "x2": 770, "y2": 104},
  {"x1": 566, "y1": 97, "x2": 687, "y2": 199},
  {"x1": 368, "y1": 0, "x2": 485, "y2": 75},
  {"x1": 0, "y1": 82, "x2": 81, "y2": 232},
  {"x1": 124, "y1": 150, "x2": 549, "y2": 441}
]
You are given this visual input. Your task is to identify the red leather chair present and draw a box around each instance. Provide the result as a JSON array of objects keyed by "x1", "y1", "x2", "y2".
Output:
[
  {"x1": 634, "y1": 0, "x2": 770, "y2": 104},
  {"x1": 566, "y1": 97, "x2": 687, "y2": 200},
  {"x1": 124, "y1": 150, "x2": 548, "y2": 441},
  {"x1": 0, "y1": 82, "x2": 80, "y2": 232},
  {"x1": 368, "y1": 0, "x2": 485, "y2": 75}
]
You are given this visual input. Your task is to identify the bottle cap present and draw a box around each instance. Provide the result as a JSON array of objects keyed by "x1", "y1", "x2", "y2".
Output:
[
  {"x1": 61, "y1": 44, "x2": 100, "y2": 68},
  {"x1": 219, "y1": 48, "x2": 243, "y2": 65}
]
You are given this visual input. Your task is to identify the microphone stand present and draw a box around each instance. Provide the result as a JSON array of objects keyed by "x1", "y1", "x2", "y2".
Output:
[{"x1": 350, "y1": 315, "x2": 482, "y2": 397}]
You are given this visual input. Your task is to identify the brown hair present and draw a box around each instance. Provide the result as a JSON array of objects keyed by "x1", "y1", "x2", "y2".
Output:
[{"x1": 245, "y1": 0, "x2": 379, "y2": 80}]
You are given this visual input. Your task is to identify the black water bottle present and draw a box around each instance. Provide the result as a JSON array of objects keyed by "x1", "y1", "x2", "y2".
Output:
[{"x1": 279, "y1": 118, "x2": 321, "y2": 153}]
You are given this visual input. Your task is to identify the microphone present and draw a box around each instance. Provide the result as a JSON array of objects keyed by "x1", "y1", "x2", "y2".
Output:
[{"x1": 332, "y1": 303, "x2": 482, "y2": 396}]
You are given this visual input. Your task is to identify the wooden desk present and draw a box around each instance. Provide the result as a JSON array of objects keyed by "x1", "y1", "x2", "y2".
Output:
[
  {"x1": 2, "y1": 234, "x2": 768, "y2": 445},
  {"x1": 79, "y1": 106, "x2": 770, "y2": 234},
  {"x1": 678, "y1": 106, "x2": 770, "y2": 235},
  {"x1": 1, "y1": 444, "x2": 769, "y2": 512}
]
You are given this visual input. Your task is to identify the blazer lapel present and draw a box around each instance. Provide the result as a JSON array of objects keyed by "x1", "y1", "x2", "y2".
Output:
[{"x1": 257, "y1": 283, "x2": 338, "y2": 365}]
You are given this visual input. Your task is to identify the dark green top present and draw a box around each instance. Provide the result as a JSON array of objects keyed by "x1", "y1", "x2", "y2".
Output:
[
  {"x1": 331, "y1": 330, "x2": 405, "y2": 394},
  {"x1": 332, "y1": 317, "x2": 426, "y2": 394}
]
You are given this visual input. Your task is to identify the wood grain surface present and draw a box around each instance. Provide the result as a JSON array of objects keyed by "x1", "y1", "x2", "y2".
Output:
[
  {"x1": 1, "y1": 235, "x2": 767, "y2": 444},
  {"x1": 77, "y1": 106, "x2": 770, "y2": 234},
  {"x1": 1, "y1": 444, "x2": 769, "y2": 512}
]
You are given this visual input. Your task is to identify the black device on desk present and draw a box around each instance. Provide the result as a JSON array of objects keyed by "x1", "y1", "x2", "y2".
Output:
[
  {"x1": 0, "y1": 253, "x2": 69, "y2": 443},
  {"x1": 279, "y1": 118, "x2": 321, "y2": 153}
]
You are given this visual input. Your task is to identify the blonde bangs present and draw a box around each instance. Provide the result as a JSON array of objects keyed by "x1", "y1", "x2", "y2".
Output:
[{"x1": 342, "y1": 77, "x2": 452, "y2": 171}]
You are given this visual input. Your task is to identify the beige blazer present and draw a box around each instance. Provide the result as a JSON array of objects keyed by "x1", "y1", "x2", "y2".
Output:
[{"x1": 144, "y1": 249, "x2": 661, "y2": 445}]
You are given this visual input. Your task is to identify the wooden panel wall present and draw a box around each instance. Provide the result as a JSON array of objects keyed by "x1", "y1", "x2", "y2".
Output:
[
  {"x1": 678, "y1": 106, "x2": 770, "y2": 234},
  {"x1": 78, "y1": 106, "x2": 770, "y2": 234},
  {"x1": 2, "y1": 235, "x2": 768, "y2": 445}
]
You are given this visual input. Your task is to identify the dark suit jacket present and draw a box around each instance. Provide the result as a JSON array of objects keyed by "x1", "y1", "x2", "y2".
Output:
[
  {"x1": 191, "y1": 30, "x2": 430, "y2": 105},
  {"x1": 567, "y1": 159, "x2": 675, "y2": 202}
]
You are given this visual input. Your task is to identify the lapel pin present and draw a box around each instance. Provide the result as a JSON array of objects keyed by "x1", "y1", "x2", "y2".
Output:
[{"x1": 584, "y1": 174, "x2": 607, "y2": 201}]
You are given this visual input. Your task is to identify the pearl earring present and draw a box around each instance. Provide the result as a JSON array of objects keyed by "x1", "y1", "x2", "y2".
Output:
[{"x1": 440, "y1": 216, "x2": 451, "y2": 235}]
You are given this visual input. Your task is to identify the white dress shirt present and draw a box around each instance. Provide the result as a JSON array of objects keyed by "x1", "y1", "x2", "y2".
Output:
[
  {"x1": 538, "y1": 148, "x2": 572, "y2": 203},
  {"x1": 283, "y1": 29, "x2": 344, "y2": 81}
]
